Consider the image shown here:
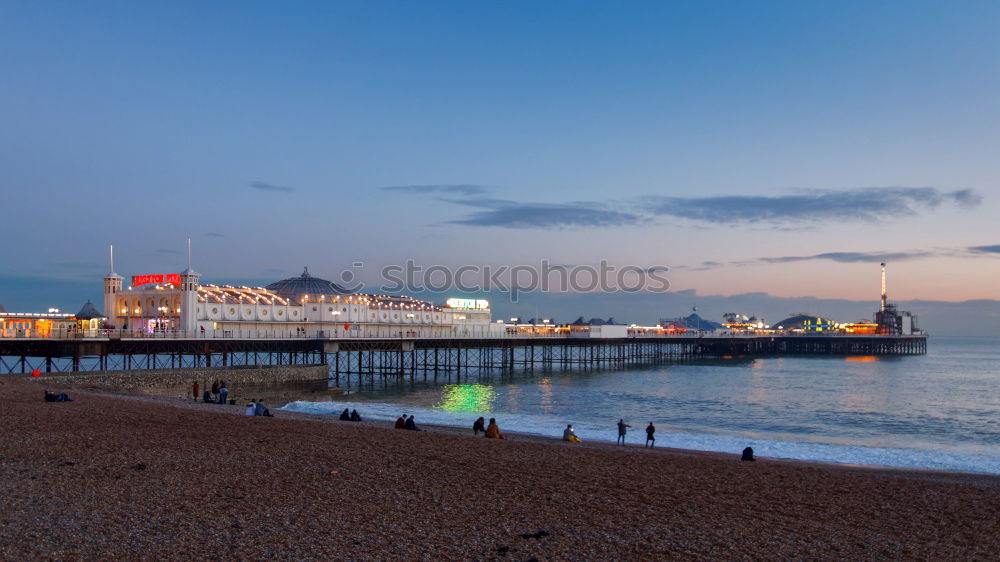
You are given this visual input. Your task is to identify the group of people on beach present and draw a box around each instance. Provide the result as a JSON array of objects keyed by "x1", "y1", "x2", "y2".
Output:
[
  {"x1": 472, "y1": 416, "x2": 505, "y2": 439},
  {"x1": 191, "y1": 380, "x2": 272, "y2": 417},
  {"x1": 562, "y1": 420, "x2": 654, "y2": 446},
  {"x1": 193, "y1": 380, "x2": 230, "y2": 405},
  {"x1": 339, "y1": 408, "x2": 362, "y2": 422},
  {"x1": 245, "y1": 399, "x2": 272, "y2": 417},
  {"x1": 616, "y1": 419, "x2": 656, "y2": 447},
  {"x1": 395, "y1": 414, "x2": 420, "y2": 431},
  {"x1": 468, "y1": 416, "x2": 658, "y2": 446}
]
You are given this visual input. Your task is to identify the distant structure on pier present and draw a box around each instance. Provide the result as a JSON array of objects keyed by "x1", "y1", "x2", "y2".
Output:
[
  {"x1": 874, "y1": 262, "x2": 919, "y2": 335},
  {"x1": 654, "y1": 264, "x2": 921, "y2": 337}
]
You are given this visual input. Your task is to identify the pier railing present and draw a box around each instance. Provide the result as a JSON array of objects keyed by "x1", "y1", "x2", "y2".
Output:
[
  {"x1": 0, "y1": 328, "x2": 928, "y2": 341},
  {"x1": 0, "y1": 331, "x2": 928, "y2": 375}
]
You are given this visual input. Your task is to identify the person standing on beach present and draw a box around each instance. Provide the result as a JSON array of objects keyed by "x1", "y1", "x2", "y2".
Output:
[
  {"x1": 472, "y1": 417, "x2": 486, "y2": 436},
  {"x1": 192, "y1": 381, "x2": 199, "y2": 401},
  {"x1": 645, "y1": 422, "x2": 656, "y2": 448},
  {"x1": 617, "y1": 419, "x2": 631, "y2": 445},
  {"x1": 218, "y1": 381, "x2": 229, "y2": 405},
  {"x1": 210, "y1": 381, "x2": 219, "y2": 402}
]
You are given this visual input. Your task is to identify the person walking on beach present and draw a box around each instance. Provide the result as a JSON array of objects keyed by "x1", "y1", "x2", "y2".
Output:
[
  {"x1": 394, "y1": 414, "x2": 406, "y2": 429},
  {"x1": 617, "y1": 419, "x2": 631, "y2": 445},
  {"x1": 563, "y1": 424, "x2": 581, "y2": 443},
  {"x1": 645, "y1": 422, "x2": 656, "y2": 448},
  {"x1": 486, "y1": 418, "x2": 505, "y2": 440},
  {"x1": 472, "y1": 417, "x2": 486, "y2": 436},
  {"x1": 404, "y1": 415, "x2": 419, "y2": 431}
]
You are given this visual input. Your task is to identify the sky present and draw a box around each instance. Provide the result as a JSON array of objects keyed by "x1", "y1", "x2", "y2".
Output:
[{"x1": 1, "y1": 1, "x2": 998, "y2": 332}]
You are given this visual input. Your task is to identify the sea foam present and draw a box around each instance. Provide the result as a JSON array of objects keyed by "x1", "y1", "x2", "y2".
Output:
[{"x1": 281, "y1": 400, "x2": 1000, "y2": 475}]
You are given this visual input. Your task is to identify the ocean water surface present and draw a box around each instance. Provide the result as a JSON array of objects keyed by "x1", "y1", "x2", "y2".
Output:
[{"x1": 283, "y1": 337, "x2": 1000, "y2": 474}]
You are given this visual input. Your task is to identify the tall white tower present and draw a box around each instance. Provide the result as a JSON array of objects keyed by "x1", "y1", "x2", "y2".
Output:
[
  {"x1": 177, "y1": 238, "x2": 201, "y2": 336},
  {"x1": 880, "y1": 262, "x2": 887, "y2": 313},
  {"x1": 103, "y1": 245, "x2": 124, "y2": 329},
  {"x1": 179, "y1": 267, "x2": 201, "y2": 336}
]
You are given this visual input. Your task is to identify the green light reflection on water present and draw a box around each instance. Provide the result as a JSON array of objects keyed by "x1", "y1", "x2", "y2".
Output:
[{"x1": 433, "y1": 384, "x2": 496, "y2": 412}]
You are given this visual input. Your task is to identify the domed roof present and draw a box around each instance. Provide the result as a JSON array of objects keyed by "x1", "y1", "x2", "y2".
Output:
[
  {"x1": 775, "y1": 314, "x2": 835, "y2": 331},
  {"x1": 265, "y1": 267, "x2": 352, "y2": 300},
  {"x1": 76, "y1": 300, "x2": 104, "y2": 320}
]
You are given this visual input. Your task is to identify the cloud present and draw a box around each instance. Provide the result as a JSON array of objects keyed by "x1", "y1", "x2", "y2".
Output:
[
  {"x1": 381, "y1": 184, "x2": 490, "y2": 197},
  {"x1": 969, "y1": 245, "x2": 1000, "y2": 254},
  {"x1": 384, "y1": 185, "x2": 640, "y2": 228},
  {"x1": 758, "y1": 250, "x2": 934, "y2": 264},
  {"x1": 646, "y1": 187, "x2": 981, "y2": 224},
  {"x1": 672, "y1": 261, "x2": 724, "y2": 271},
  {"x1": 249, "y1": 180, "x2": 294, "y2": 193},
  {"x1": 388, "y1": 183, "x2": 981, "y2": 229},
  {"x1": 445, "y1": 198, "x2": 643, "y2": 229},
  {"x1": 204, "y1": 232, "x2": 225, "y2": 238}
]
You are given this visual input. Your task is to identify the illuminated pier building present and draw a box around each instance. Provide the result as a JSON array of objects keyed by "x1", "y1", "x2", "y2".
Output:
[{"x1": 103, "y1": 267, "x2": 500, "y2": 339}]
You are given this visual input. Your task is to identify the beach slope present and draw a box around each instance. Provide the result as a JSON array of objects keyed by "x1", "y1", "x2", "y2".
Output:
[{"x1": 2, "y1": 378, "x2": 998, "y2": 560}]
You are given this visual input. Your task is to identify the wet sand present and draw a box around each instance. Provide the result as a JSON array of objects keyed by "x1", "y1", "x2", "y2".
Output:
[{"x1": 3, "y1": 377, "x2": 999, "y2": 560}]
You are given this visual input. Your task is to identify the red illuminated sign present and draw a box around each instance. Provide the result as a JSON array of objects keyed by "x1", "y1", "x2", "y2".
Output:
[{"x1": 132, "y1": 274, "x2": 182, "y2": 286}]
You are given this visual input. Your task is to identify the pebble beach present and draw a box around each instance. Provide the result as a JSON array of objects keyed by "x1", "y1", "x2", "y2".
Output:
[{"x1": 2, "y1": 377, "x2": 999, "y2": 560}]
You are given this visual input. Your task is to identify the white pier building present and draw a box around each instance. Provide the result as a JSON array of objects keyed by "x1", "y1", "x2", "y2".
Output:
[{"x1": 103, "y1": 267, "x2": 500, "y2": 339}]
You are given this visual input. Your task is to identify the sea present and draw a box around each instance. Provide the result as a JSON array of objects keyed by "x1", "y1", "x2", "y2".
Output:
[{"x1": 282, "y1": 336, "x2": 1000, "y2": 475}]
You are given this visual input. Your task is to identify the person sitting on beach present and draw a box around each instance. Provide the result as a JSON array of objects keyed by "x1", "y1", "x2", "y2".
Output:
[
  {"x1": 245, "y1": 401, "x2": 256, "y2": 416},
  {"x1": 617, "y1": 419, "x2": 631, "y2": 445},
  {"x1": 339, "y1": 408, "x2": 351, "y2": 421},
  {"x1": 254, "y1": 400, "x2": 272, "y2": 417},
  {"x1": 741, "y1": 446, "x2": 755, "y2": 462},
  {"x1": 218, "y1": 382, "x2": 229, "y2": 405},
  {"x1": 563, "y1": 424, "x2": 581, "y2": 443},
  {"x1": 350, "y1": 409, "x2": 362, "y2": 422},
  {"x1": 404, "y1": 415, "x2": 419, "y2": 431},
  {"x1": 485, "y1": 418, "x2": 505, "y2": 440},
  {"x1": 472, "y1": 417, "x2": 486, "y2": 436},
  {"x1": 394, "y1": 415, "x2": 406, "y2": 429},
  {"x1": 645, "y1": 422, "x2": 656, "y2": 448}
]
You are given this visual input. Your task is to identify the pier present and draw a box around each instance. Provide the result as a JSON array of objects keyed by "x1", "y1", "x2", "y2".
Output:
[{"x1": 0, "y1": 334, "x2": 927, "y2": 377}]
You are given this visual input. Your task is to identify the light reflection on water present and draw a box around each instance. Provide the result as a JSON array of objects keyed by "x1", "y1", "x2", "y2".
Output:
[{"x1": 434, "y1": 384, "x2": 496, "y2": 412}]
